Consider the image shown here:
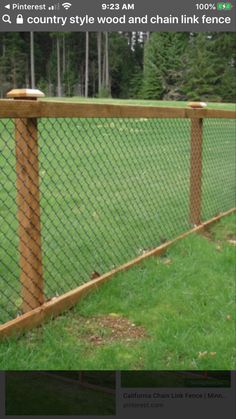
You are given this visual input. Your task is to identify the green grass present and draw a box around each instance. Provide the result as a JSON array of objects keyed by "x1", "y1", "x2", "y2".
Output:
[
  {"x1": 43, "y1": 97, "x2": 236, "y2": 110},
  {"x1": 0, "y1": 214, "x2": 235, "y2": 370},
  {"x1": 0, "y1": 99, "x2": 235, "y2": 323},
  {"x1": 5, "y1": 372, "x2": 116, "y2": 415}
]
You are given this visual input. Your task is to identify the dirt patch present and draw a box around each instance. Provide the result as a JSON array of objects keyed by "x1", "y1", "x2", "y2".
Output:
[
  {"x1": 200, "y1": 228, "x2": 213, "y2": 241},
  {"x1": 200, "y1": 227, "x2": 236, "y2": 245},
  {"x1": 227, "y1": 239, "x2": 236, "y2": 246},
  {"x1": 67, "y1": 315, "x2": 148, "y2": 346}
]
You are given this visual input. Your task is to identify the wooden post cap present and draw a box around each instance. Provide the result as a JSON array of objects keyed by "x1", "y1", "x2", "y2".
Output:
[
  {"x1": 188, "y1": 102, "x2": 207, "y2": 109},
  {"x1": 6, "y1": 89, "x2": 45, "y2": 100}
]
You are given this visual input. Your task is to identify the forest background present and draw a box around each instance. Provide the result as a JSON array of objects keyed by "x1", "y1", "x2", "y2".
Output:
[{"x1": 0, "y1": 32, "x2": 235, "y2": 102}]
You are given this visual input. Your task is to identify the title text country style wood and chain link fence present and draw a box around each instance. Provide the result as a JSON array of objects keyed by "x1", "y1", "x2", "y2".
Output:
[{"x1": 0, "y1": 89, "x2": 235, "y2": 338}]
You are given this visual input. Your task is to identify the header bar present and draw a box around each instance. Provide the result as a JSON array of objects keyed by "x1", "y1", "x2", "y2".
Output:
[{"x1": 0, "y1": 0, "x2": 235, "y2": 31}]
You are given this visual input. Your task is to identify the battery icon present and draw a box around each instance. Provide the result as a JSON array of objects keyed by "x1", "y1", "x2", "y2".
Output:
[{"x1": 217, "y1": 2, "x2": 233, "y2": 10}]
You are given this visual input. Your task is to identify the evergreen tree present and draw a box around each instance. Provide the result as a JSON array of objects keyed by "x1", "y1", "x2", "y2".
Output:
[
  {"x1": 0, "y1": 31, "x2": 234, "y2": 102},
  {"x1": 141, "y1": 33, "x2": 166, "y2": 99},
  {"x1": 183, "y1": 33, "x2": 221, "y2": 101},
  {"x1": 213, "y1": 33, "x2": 236, "y2": 102},
  {"x1": 109, "y1": 33, "x2": 136, "y2": 98},
  {"x1": 141, "y1": 33, "x2": 189, "y2": 100}
]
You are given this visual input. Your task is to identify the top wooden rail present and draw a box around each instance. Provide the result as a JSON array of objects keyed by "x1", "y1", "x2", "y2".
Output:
[{"x1": 0, "y1": 99, "x2": 235, "y2": 119}]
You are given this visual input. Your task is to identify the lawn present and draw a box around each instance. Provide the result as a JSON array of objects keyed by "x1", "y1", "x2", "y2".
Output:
[
  {"x1": 0, "y1": 99, "x2": 235, "y2": 324},
  {"x1": 0, "y1": 214, "x2": 235, "y2": 370},
  {"x1": 5, "y1": 372, "x2": 116, "y2": 415},
  {"x1": 44, "y1": 97, "x2": 236, "y2": 111}
]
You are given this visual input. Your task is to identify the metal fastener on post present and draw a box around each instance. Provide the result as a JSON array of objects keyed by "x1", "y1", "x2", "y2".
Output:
[
  {"x1": 7, "y1": 88, "x2": 45, "y2": 313},
  {"x1": 188, "y1": 101, "x2": 207, "y2": 226}
]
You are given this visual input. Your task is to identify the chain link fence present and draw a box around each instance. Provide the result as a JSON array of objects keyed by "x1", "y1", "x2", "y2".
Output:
[{"x1": 0, "y1": 100, "x2": 235, "y2": 327}]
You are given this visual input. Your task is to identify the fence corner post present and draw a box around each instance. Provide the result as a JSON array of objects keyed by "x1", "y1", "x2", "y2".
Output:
[
  {"x1": 7, "y1": 88, "x2": 45, "y2": 313},
  {"x1": 188, "y1": 102, "x2": 206, "y2": 226}
]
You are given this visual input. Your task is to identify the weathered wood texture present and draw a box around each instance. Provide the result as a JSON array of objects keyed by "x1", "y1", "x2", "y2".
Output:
[
  {"x1": 7, "y1": 89, "x2": 45, "y2": 99},
  {"x1": 0, "y1": 208, "x2": 235, "y2": 339},
  {"x1": 15, "y1": 117, "x2": 44, "y2": 312},
  {"x1": 0, "y1": 100, "x2": 235, "y2": 119}
]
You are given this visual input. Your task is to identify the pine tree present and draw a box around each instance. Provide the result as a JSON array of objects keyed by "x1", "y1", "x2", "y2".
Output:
[
  {"x1": 141, "y1": 33, "x2": 166, "y2": 99},
  {"x1": 213, "y1": 33, "x2": 236, "y2": 102},
  {"x1": 183, "y1": 33, "x2": 221, "y2": 101},
  {"x1": 141, "y1": 33, "x2": 189, "y2": 100}
]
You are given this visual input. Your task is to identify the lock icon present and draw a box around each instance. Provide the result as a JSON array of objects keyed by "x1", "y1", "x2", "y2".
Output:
[{"x1": 16, "y1": 14, "x2": 24, "y2": 24}]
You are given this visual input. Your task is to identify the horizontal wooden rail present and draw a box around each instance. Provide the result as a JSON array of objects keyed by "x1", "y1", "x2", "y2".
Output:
[
  {"x1": 36, "y1": 372, "x2": 116, "y2": 395},
  {"x1": 0, "y1": 100, "x2": 235, "y2": 119},
  {"x1": 0, "y1": 208, "x2": 235, "y2": 340}
]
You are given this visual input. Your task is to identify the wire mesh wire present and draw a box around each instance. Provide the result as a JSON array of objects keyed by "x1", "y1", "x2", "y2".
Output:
[
  {"x1": 38, "y1": 118, "x2": 191, "y2": 300},
  {"x1": 0, "y1": 119, "x2": 20, "y2": 323},
  {"x1": 201, "y1": 118, "x2": 236, "y2": 220},
  {"x1": 0, "y1": 114, "x2": 235, "y2": 325}
]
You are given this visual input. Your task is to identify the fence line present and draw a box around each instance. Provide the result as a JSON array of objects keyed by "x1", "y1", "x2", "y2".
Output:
[
  {"x1": 0, "y1": 99, "x2": 235, "y2": 119},
  {"x1": 36, "y1": 371, "x2": 116, "y2": 395},
  {"x1": 0, "y1": 89, "x2": 235, "y2": 338}
]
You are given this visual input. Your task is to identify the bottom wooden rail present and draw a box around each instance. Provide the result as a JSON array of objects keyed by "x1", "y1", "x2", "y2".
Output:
[
  {"x1": 35, "y1": 372, "x2": 116, "y2": 395},
  {"x1": 0, "y1": 208, "x2": 235, "y2": 339}
]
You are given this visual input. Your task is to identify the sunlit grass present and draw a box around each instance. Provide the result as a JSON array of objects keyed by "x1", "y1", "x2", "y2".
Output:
[
  {"x1": 43, "y1": 97, "x2": 236, "y2": 110},
  {"x1": 0, "y1": 214, "x2": 235, "y2": 370}
]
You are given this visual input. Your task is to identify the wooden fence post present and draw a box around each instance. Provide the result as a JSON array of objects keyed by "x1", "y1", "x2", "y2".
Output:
[
  {"x1": 188, "y1": 102, "x2": 206, "y2": 226},
  {"x1": 7, "y1": 89, "x2": 45, "y2": 313}
]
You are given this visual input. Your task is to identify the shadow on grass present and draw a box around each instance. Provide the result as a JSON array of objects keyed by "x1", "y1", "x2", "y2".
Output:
[{"x1": 5, "y1": 371, "x2": 116, "y2": 416}]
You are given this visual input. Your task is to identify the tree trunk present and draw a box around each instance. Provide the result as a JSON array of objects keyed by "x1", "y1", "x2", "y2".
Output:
[
  {"x1": 30, "y1": 32, "x2": 35, "y2": 89},
  {"x1": 57, "y1": 36, "x2": 62, "y2": 97},
  {"x1": 2, "y1": 36, "x2": 6, "y2": 58},
  {"x1": 105, "y1": 32, "x2": 110, "y2": 93},
  {"x1": 12, "y1": 58, "x2": 17, "y2": 88},
  {"x1": 97, "y1": 32, "x2": 102, "y2": 93},
  {"x1": 85, "y1": 32, "x2": 89, "y2": 98},
  {"x1": 102, "y1": 33, "x2": 106, "y2": 88},
  {"x1": 62, "y1": 34, "x2": 66, "y2": 76},
  {"x1": 67, "y1": 46, "x2": 70, "y2": 96},
  {"x1": 92, "y1": 61, "x2": 96, "y2": 97},
  {"x1": 25, "y1": 58, "x2": 30, "y2": 88}
]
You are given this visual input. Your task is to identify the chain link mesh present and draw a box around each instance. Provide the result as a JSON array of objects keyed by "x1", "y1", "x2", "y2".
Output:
[
  {"x1": 0, "y1": 113, "x2": 235, "y2": 324},
  {"x1": 201, "y1": 118, "x2": 235, "y2": 220}
]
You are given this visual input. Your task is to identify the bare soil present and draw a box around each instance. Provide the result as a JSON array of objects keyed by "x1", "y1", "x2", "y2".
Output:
[{"x1": 67, "y1": 314, "x2": 148, "y2": 346}]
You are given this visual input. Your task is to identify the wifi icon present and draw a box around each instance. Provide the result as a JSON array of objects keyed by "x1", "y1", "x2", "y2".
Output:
[{"x1": 62, "y1": 2, "x2": 72, "y2": 9}]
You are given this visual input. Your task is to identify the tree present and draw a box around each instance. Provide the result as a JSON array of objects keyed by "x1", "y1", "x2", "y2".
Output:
[
  {"x1": 141, "y1": 33, "x2": 167, "y2": 99},
  {"x1": 183, "y1": 33, "x2": 221, "y2": 101},
  {"x1": 0, "y1": 31, "x2": 234, "y2": 102},
  {"x1": 97, "y1": 32, "x2": 102, "y2": 93},
  {"x1": 56, "y1": 35, "x2": 62, "y2": 96},
  {"x1": 0, "y1": 33, "x2": 26, "y2": 94},
  {"x1": 108, "y1": 33, "x2": 137, "y2": 98},
  {"x1": 104, "y1": 32, "x2": 110, "y2": 93},
  {"x1": 141, "y1": 33, "x2": 189, "y2": 100},
  {"x1": 85, "y1": 32, "x2": 89, "y2": 98},
  {"x1": 30, "y1": 32, "x2": 35, "y2": 89},
  {"x1": 212, "y1": 33, "x2": 236, "y2": 102}
]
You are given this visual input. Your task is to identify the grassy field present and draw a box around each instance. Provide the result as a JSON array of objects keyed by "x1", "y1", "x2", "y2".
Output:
[
  {"x1": 0, "y1": 99, "x2": 235, "y2": 324},
  {"x1": 0, "y1": 214, "x2": 235, "y2": 370},
  {"x1": 5, "y1": 372, "x2": 116, "y2": 415},
  {"x1": 43, "y1": 97, "x2": 236, "y2": 110}
]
